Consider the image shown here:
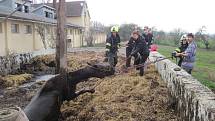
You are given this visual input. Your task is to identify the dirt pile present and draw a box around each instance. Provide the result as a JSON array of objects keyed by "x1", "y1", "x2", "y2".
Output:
[
  {"x1": 61, "y1": 65, "x2": 178, "y2": 121},
  {"x1": 29, "y1": 51, "x2": 106, "y2": 72},
  {"x1": 0, "y1": 74, "x2": 33, "y2": 88}
]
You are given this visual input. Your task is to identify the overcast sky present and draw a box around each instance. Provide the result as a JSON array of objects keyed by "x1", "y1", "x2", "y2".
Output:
[{"x1": 41, "y1": 0, "x2": 215, "y2": 34}]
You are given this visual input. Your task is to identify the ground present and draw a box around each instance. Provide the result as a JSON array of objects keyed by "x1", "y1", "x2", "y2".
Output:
[
  {"x1": 157, "y1": 45, "x2": 215, "y2": 91},
  {"x1": 0, "y1": 51, "x2": 178, "y2": 121}
]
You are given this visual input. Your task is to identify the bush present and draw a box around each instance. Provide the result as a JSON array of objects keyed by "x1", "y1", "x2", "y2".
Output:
[{"x1": 209, "y1": 40, "x2": 215, "y2": 50}]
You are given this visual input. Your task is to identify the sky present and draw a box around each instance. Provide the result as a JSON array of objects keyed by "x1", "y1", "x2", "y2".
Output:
[{"x1": 38, "y1": 0, "x2": 215, "y2": 34}]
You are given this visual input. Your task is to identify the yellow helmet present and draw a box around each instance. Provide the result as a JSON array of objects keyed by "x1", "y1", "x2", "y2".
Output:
[{"x1": 111, "y1": 26, "x2": 119, "y2": 33}]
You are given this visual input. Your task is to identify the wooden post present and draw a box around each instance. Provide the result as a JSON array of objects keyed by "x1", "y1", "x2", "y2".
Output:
[{"x1": 56, "y1": 0, "x2": 67, "y2": 74}]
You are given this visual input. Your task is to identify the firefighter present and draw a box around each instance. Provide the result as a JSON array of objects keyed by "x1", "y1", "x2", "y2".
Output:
[
  {"x1": 129, "y1": 31, "x2": 149, "y2": 76},
  {"x1": 105, "y1": 26, "x2": 121, "y2": 67},
  {"x1": 172, "y1": 34, "x2": 189, "y2": 66}
]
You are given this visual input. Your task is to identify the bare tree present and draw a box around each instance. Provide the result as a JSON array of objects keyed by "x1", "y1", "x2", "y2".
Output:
[
  {"x1": 195, "y1": 26, "x2": 209, "y2": 49},
  {"x1": 35, "y1": 24, "x2": 47, "y2": 49},
  {"x1": 169, "y1": 28, "x2": 185, "y2": 46},
  {"x1": 55, "y1": 0, "x2": 67, "y2": 74}
]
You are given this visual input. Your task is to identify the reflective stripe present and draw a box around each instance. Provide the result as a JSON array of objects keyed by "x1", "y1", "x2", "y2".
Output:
[
  {"x1": 175, "y1": 48, "x2": 180, "y2": 52},
  {"x1": 105, "y1": 48, "x2": 110, "y2": 51},
  {"x1": 117, "y1": 44, "x2": 121, "y2": 48},
  {"x1": 106, "y1": 43, "x2": 111, "y2": 46}
]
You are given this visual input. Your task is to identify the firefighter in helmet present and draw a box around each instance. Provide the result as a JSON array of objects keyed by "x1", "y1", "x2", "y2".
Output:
[
  {"x1": 105, "y1": 26, "x2": 121, "y2": 67},
  {"x1": 172, "y1": 34, "x2": 189, "y2": 66}
]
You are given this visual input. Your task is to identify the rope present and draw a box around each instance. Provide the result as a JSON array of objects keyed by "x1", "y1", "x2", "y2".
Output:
[{"x1": 124, "y1": 56, "x2": 172, "y2": 70}]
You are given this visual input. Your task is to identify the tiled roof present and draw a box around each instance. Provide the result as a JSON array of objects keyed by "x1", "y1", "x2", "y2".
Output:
[
  {"x1": 0, "y1": 6, "x2": 56, "y2": 24},
  {"x1": 33, "y1": 1, "x2": 88, "y2": 17}
]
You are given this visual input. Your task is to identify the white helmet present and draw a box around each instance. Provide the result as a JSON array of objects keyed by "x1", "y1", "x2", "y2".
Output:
[{"x1": 180, "y1": 34, "x2": 187, "y2": 41}]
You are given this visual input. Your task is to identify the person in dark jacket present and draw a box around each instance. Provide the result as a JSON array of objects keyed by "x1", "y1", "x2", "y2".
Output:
[
  {"x1": 126, "y1": 30, "x2": 141, "y2": 67},
  {"x1": 105, "y1": 26, "x2": 121, "y2": 67},
  {"x1": 142, "y1": 26, "x2": 153, "y2": 48},
  {"x1": 129, "y1": 31, "x2": 150, "y2": 76}
]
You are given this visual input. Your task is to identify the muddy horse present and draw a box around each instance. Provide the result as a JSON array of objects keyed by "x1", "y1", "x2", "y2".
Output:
[{"x1": 22, "y1": 63, "x2": 114, "y2": 121}]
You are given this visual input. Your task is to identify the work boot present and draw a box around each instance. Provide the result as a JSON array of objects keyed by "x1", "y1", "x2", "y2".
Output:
[
  {"x1": 126, "y1": 58, "x2": 131, "y2": 67},
  {"x1": 103, "y1": 57, "x2": 108, "y2": 62},
  {"x1": 140, "y1": 67, "x2": 144, "y2": 76}
]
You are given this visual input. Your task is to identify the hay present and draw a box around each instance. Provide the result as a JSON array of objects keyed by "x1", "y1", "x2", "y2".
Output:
[
  {"x1": 61, "y1": 65, "x2": 178, "y2": 121},
  {"x1": 0, "y1": 74, "x2": 33, "y2": 88}
]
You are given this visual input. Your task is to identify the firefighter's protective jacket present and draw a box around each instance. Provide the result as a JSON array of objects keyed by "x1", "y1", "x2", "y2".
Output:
[{"x1": 106, "y1": 34, "x2": 121, "y2": 53}]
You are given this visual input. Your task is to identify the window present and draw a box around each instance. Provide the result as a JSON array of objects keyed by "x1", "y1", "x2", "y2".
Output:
[
  {"x1": 49, "y1": 13, "x2": 53, "y2": 18},
  {"x1": 45, "y1": 11, "x2": 49, "y2": 18},
  {"x1": 11, "y1": 24, "x2": 19, "y2": 33},
  {"x1": 25, "y1": 25, "x2": 32, "y2": 34},
  {"x1": 0, "y1": 23, "x2": 2, "y2": 33},
  {"x1": 24, "y1": 5, "x2": 29, "y2": 13},
  {"x1": 16, "y1": 3, "x2": 22, "y2": 12},
  {"x1": 45, "y1": 11, "x2": 53, "y2": 18},
  {"x1": 67, "y1": 39, "x2": 72, "y2": 43}
]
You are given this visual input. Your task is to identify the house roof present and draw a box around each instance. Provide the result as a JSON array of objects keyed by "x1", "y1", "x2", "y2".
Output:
[
  {"x1": 66, "y1": 23, "x2": 84, "y2": 29},
  {"x1": 31, "y1": 4, "x2": 55, "y2": 12},
  {"x1": 32, "y1": 1, "x2": 90, "y2": 17},
  {"x1": 0, "y1": 5, "x2": 84, "y2": 29},
  {"x1": 0, "y1": 6, "x2": 56, "y2": 24}
]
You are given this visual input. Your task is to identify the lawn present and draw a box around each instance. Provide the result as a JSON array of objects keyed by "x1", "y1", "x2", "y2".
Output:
[{"x1": 157, "y1": 45, "x2": 215, "y2": 90}]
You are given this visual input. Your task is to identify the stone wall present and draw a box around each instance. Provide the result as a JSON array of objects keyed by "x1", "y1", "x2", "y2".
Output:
[
  {"x1": 0, "y1": 53, "x2": 32, "y2": 75},
  {"x1": 150, "y1": 51, "x2": 215, "y2": 121}
]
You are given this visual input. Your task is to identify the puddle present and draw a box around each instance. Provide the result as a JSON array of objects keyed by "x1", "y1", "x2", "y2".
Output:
[{"x1": 19, "y1": 75, "x2": 56, "y2": 88}]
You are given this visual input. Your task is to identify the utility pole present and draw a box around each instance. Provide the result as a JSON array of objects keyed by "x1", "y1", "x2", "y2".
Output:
[{"x1": 55, "y1": 0, "x2": 67, "y2": 74}]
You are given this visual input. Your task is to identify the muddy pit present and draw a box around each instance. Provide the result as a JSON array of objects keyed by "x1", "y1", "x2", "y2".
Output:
[{"x1": 0, "y1": 51, "x2": 178, "y2": 121}]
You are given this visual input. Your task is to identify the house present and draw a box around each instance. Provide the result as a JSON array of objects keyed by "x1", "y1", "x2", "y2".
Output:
[
  {"x1": 0, "y1": 0, "x2": 106, "y2": 56},
  {"x1": 43, "y1": 1, "x2": 103, "y2": 46},
  {"x1": 0, "y1": 0, "x2": 57, "y2": 56},
  {"x1": 31, "y1": 3, "x2": 85, "y2": 48},
  {"x1": 0, "y1": 0, "x2": 83, "y2": 56}
]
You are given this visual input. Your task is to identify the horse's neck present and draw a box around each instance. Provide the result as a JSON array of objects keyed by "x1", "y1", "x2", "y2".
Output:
[
  {"x1": 24, "y1": 91, "x2": 62, "y2": 121},
  {"x1": 68, "y1": 67, "x2": 92, "y2": 84}
]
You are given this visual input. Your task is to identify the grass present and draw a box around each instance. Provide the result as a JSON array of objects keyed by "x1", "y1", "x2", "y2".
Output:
[{"x1": 157, "y1": 45, "x2": 215, "y2": 90}]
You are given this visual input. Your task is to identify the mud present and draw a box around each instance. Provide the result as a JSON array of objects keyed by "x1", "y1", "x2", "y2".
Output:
[{"x1": 0, "y1": 51, "x2": 178, "y2": 121}]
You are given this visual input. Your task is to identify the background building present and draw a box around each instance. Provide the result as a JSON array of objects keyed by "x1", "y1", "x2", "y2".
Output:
[{"x1": 0, "y1": 0, "x2": 106, "y2": 56}]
